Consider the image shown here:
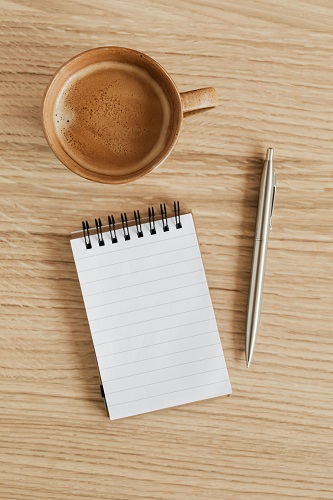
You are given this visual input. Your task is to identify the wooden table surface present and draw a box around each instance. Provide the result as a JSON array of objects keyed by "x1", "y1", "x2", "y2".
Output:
[{"x1": 1, "y1": 1, "x2": 333, "y2": 498}]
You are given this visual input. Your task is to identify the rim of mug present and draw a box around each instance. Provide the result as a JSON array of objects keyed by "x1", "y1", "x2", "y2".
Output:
[{"x1": 42, "y1": 46, "x2": 183, "y2": 184}]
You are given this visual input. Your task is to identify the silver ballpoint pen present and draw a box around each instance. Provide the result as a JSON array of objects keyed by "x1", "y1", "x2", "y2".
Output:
[{"x1": 245, "y1": 148, "x2": 276, "y2": 368}]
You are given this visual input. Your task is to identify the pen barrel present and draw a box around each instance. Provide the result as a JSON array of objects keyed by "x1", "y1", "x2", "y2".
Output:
[
  {"x1": 254, "y1": 159, "x2": 275, "y2": 240},
  {"x1": 245, "y1": 238, "x2": 268, "y2": 363}
]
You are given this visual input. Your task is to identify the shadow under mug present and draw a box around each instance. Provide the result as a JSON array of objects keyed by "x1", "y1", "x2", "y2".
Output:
[{"x1": 42, "y1": 47, "x2": 218, "y2": 184}]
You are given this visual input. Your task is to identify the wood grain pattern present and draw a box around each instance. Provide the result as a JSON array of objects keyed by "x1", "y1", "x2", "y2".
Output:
[{"x1": 1, "y1": 1, "x2": 333, "y2": 498}]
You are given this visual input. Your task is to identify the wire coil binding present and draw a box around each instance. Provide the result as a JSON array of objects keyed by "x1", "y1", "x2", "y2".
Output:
[
  {"x1": 148, "y1": 207, "x2": 156, "y2": 235},
  {"x1": 121, "y1": 213, "x2": 131, "y2": 241},
  {"x1": 95, "y1": 218, "x2": 105, "y2": 246},
  {"x1": 81, "y1": 202, "x2": 182, "y2": 249},
  {"x1": 160, "y1": 203, "x2": 169, "y2": 232},
  {"x1": 174, "y1": 201, "x2": 182, "y2": 229},
  {"x1": 108, "y1": 215, "x2": 117, "y2": 244},
  {"x1": 82, "y1": 220, "x2": 92, "y2": 249},
  {"x1": 134, "y1": 210, "x2": 143, "y2": 238}
]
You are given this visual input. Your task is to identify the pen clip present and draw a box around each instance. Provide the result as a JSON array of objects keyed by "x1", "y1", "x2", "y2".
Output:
[{"x1": 270, "y1": 170, "x2": 277, "y2": 230}]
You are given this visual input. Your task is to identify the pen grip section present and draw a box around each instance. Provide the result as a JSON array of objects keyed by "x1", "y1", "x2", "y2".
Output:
[{"x1": 245, "y1": 239, "x2": 269, "y2": 360}]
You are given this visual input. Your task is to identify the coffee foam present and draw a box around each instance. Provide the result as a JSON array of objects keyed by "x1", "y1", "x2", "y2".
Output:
[{"x1": 54, "y1": 61, "x2": 171, "y2": 176}]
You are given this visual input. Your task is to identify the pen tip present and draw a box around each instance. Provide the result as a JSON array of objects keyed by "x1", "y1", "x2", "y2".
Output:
[
  {"x1": 246, "y1": 361, "x2": 250, "y2": 369},
  {"x1": 266, "y1": 148, "x2": 274, "y2": 162}
]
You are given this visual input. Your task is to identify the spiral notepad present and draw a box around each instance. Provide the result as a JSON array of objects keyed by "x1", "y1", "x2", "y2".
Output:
[{"x1": 70, "y1": 202, "x2": 231, "y2": 420}]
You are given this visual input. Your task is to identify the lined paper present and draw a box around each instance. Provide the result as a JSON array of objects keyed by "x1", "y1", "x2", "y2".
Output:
[{"x1": 71, "y1": 213, "x2": 231, "y2": 420}]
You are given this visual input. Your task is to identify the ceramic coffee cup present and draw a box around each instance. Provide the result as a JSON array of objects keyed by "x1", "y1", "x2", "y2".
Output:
[{"x1": 42, "y1": 47, "x2": 218, "y2": 184}]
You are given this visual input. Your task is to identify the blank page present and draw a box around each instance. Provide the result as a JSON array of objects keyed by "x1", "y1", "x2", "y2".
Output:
[{"x1": 71, "y1": 213, "x2": 231, "y2": 420}]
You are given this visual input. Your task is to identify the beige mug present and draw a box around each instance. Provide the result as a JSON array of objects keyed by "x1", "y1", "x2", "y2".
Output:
[{"x1": 42, "y1": 47, "x2": 218, "y2": 184}]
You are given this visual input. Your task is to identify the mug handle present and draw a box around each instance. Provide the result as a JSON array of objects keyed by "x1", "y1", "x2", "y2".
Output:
[{"x1": 180, "y1": 87, "x2": 218, "y2": 115}]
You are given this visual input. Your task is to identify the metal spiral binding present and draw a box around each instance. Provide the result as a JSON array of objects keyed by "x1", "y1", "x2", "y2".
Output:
[
  {"x1": 174, "y1": 201, "x2": 182, "y2": 229},
  {"x1": 82, "y1": 202, "x2": 182, "y2": 249},
  {"x1": 134, "y1": 210, "x2": 143, "y2": 238},
  {"x1": 121, "y1": 213, "x2": 131, "y2": 241},
  {"x1": 160, "y1": 203, "x2": 169, "y2": 232},
  {"x1": 95, "y1": 218, "x2": 105, "y2": 246},
  {"x1": 148, "y1": 207, "x2": 156, "y2": 235},
  {"x1": 108, "y1": 215, "x2": 117, "y2": 243},
  {"x1": 82, "y1": 220, "x2": 92, "y2": 249}
]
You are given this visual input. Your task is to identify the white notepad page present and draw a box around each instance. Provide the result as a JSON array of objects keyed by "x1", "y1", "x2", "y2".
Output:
[{"x1": 71, "y1": 213, "x2": 231, "y2": 420}]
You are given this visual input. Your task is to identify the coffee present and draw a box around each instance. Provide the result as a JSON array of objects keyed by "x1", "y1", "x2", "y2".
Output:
[
  {"x1": 54, "y1": 61, "x2": 171, "y2": 176},
  {"x1": 43, "y1": 46, "x2": 218, "y2": 183}
]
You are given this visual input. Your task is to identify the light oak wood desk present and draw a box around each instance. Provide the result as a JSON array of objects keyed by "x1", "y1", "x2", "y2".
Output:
[{"x1": 1, "y1": 1, "x2": 332, "y2": 498}]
